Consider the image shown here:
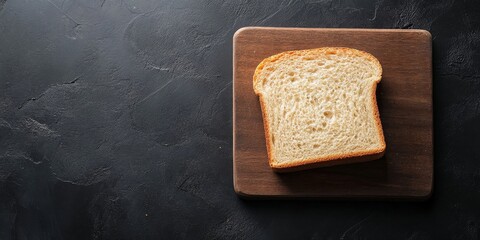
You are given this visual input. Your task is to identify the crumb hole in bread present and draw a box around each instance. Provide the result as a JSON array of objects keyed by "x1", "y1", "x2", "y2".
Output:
[
  {"x1": 317, "y1": 62, "x2": 324, "y2": 66},
  {"x1": 271, "y1": 135, "x2": 275, "y2": 144},
  {"x1": 322, "y1": 122, "x2": 327, "y2": 127},
  {"x1": 288, "y1": 72, "x2": 294, "y2": 76},
  {"x1": 290, "y1": 77, "x2": 297, "y2": 82},
  {"x1": 303, "y1": 57, "x2": 314, "y2": 61},
  {"x1": 313, "y1": 144, "x2": 320, "y2": 148},
  {"x1": 323, "y1": 111, "x2": 333, "y2": 118}
]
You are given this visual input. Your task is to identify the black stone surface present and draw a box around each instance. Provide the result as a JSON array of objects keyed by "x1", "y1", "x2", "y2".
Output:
[{"x1": 1, "y1": 0, "x2": 479, "y2": 239}]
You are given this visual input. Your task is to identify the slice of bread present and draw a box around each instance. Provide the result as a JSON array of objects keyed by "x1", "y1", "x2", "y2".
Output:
[{"x1": 253, "y1": 47, "x2": 386, "y2": 172}]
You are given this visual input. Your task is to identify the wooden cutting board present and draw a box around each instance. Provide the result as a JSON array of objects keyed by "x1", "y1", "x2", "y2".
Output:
[{"x1": 233, "y1": 27, "x2": 433, "y2": 199}]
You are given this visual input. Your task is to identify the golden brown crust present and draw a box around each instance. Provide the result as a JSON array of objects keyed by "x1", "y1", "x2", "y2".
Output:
[
  {"x1": 253, "y1": 47, "x2": 386, "y2": 172},
  {"x1": 258, "y1": 95, "x2": 273, "y2": 165},
  {"x1": 271, "y1": 151, "x2": 385, "y2": 173}
]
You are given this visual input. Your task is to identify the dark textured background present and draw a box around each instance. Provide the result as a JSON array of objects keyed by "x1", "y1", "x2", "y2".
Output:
[{"x1": 0, "y1": 0, "x2": 479, "y2": 239}]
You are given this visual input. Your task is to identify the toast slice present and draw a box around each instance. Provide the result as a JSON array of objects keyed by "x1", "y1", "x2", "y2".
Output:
[{"x1": 253, "y1": 47, "x2": 386, "y2": 172}]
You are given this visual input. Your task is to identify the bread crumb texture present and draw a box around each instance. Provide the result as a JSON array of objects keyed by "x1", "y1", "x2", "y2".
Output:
[{"x1": 253, "y1": 47, "x2": 385, "y2": 169}]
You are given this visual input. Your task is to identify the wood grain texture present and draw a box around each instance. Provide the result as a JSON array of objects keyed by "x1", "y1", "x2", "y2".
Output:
[{"x1": 233, "y1": 27, "x2": 433, "y2": 200}]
